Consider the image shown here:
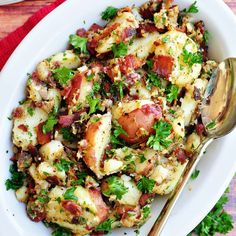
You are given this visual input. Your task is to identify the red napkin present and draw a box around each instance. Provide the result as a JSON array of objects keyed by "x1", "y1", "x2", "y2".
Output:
[{"x1": 0, "y1": 0, "x2": 65, "y2": 71}]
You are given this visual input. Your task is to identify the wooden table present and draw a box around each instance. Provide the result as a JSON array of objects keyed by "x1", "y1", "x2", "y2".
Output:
[{"x1": 0, "y1": 0, "x2": 236, "y2": 235}]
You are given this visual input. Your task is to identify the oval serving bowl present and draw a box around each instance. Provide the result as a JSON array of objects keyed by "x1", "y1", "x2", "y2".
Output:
[{"x1": 0, "y1": 0, "x2": 236, "y2": 235}]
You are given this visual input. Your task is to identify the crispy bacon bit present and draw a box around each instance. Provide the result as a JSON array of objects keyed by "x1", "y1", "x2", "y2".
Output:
[
  {"x1": 46, "y1": 176, "x2": 60, "y2": 185},
  {"x1": 118, "y1": 55, "x2": 144, "y2": 75},
  {"x1": 137, "y1": 22, "x2": 157, "y2": 37},
  {"x1": 36, "y1": 122, "x2": 51, "y2": 145},
  {"x1": 28, "y1": 144, "x2": 38, "y2": 157},
  {"x1": 18, "y1": 124, "x2": 28, "y2": 132},
  {"x1": 120, "y1": 28, "x2": 136, "y2": 42},
  {"x1": 140, "y1": 0, "x2": 162, "y2": 19},
  {"x1": 141, "y1": 104, "x2": 162, "y2": 117},
  {"x1": 27, "y1": 200, "x2": 46, "y2": 222},
  {"x1": 66, "y1": 74, "x2": 83, "y2": 105},
  {"x1": 90, "y1": 232, "x2": 104, "y2": 236},
  {"x1": 196, "y1": 123, "x2": 205, "y2": 136},
  {"x1": 61, "y1": 200, "x2": 82, "y2": 216},
  {"x1": 76, "y1": 28, "x2": 87, "y2": 38},
  {"x1": 115, "y1": 204, "x2": 135, "y2": 215},
  {"x1": 153, "y1": 55, "x2": 174, "y2": 78},
  {"x1": 12, "y1": 107, "x2": 24, "y2": 118},
  {"x1": 139, "y1": 193, "x2": 155, "y2": 206},
  {"x1": 58, "y1": 115, "x2": 75, "y2": 127},
  {"x1": 89, "y1": 23, "x2": 104, "y2": 33},
  {"x1": 89, "y1": 189, "x2": 109, "y2": 222},
  {"x1": 174, "y1": 148, "x2": 188, "y2": 164}
]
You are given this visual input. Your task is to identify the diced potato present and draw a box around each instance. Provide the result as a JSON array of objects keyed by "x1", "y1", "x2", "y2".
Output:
[
  {"x1": 12, "y1": 103, "x2": 48, "y2": 150},
  {"x1": 81, "y1": 113, "x2": 112, "y2": 178},
  {"x1": 155, "y1": 30, "x2": 202, "y2": 87},
  {"x1": 16, "y1": 186, "x2": 28, "y2": 203},
  {"x1": 39, "y1": 140, "x2": 65, "y2": 162},
  {"x1": 103, "y1": 159, "x2": 124, "y2": 175},
  {"x1": 150, "y1": 156, "x2": 188, "y2": 195},
  {"x1": 171, "y1": 111, "x2": 185, "y2": 138},
  {"x1": 185, "y1": 132, "x2": 201, "y2": 152},
  {"x1": 96, "y1": 11, "x2": 139, "y2": 54}
]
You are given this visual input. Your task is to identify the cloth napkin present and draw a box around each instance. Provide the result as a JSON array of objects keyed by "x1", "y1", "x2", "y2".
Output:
[{"x1": 0, "y1": 0, "x2": 65, "y2": 71}]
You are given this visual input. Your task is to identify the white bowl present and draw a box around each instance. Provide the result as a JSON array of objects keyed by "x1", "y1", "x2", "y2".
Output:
[{"x1": 0, "y1": 0, "x2": 236, "y2": 235}]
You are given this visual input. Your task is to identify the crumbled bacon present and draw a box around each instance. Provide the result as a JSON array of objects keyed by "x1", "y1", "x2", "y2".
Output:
[
  {"x1": 12, "y1": 107, "x2": 24, "y2": 118},
  {"x1": 196, "y1": 123, "x2": 205, "y2": 136},
  {"x1": 36, "y1": 122, "x2": 51, "y2": 145},
  {"x1": 61, "y1": 200, "x2": 82, "y2": 216},
  {"x1": 153, "y1": 55, "x2": 174, "y2": 78},
  {"x1": 120, "y1": 27, "x2": 136, "y2": 42},
  {"x1": 76, "y1": 28, "x2": 87, "y2": 38},
  {"x1": 88, "y1": 23, "x2": 104, "y2": 33},
  {"x1": 140, "y1": 0, "x2": 163, "y2": 19},
  {"x1": 137, "y1": 22, "x2": 157, "y2": 37},
  {"x1": 18, "y1": 124, "x2": 28, "y2": 132},
  {"x1": 58, "y1": 115, "x2": 76, "y2": 127},
  {"x1": 174, "y1": 148, "x2": 188, "y2": 164},
  {"x1": 139, "y1": 193, "x2": 155, "y2": 206},
  {"x1": 46, "y1": 176, "x2": 60, "y2": 185}
]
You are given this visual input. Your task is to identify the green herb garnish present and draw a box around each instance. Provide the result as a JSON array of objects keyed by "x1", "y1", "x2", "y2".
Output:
[
  {"x1": 53, "y1": 67, "x2": 74, "y2": 86},
  {"x1": 137, "y1": 177, "x2": 156, "y2": 193},
  {"x1": 101, "y1": 6, "x2": 118, "y2": 21},
  {"x1": 191, "y1": 169, "x2": 200, "y2": 180},
  {"x1": 27, "y1": 107, "x2": 34, "y2": 116},
  {"x1": 43, "y1": 113, "x2": 58, "y2": 134},
  {"x1": 54, "y1": 159, "x2": 73, "y2": 172},
  {"x1": 69, "y1": 34, "x2": 88, "y2": 53},
  {"x1": 112, "y1": 42, "x2": 128, "y2": 58},
  {"x1": 95, "y1": 218, "x2": 114, "y2": 233},
  {"x1": 206, "y1": 121, "x2": 216, "y2": 130},
  {"x1": 182, "y1": 48, "x2": 203, "y2": 67},
  {"x1": 166, "y1": 84, "x2": 179, "y2": 103},
  {"x1": 63, "y1": 187, "x2": 78, "y2": 201},
  {"x1": 60, "y1": 127, "x2": 76, "y2": 143},
  {"x1": 182, "y1": 1, "x2": 199, "y2": 14}
]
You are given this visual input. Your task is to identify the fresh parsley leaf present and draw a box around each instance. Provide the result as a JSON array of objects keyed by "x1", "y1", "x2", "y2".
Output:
[
  {"x1": 206, "y1": 121, "x2": 216, "y2": 130},
  {"x1": 72, "y1": 172, "x2": 88, "y2": 185},
  {"x1": 182, "y1": 48, "x2": 203, "y2": 67},
  {"x1": 52, "y1": 225, "x2": 72, "y2": 236},
  {"x1": 87, "y1": 95, "x2": 100, "y2": 115},
  {"x1": 112, "y1": 42, "x2": 128, "y2": 58},
  {"x1": 191, "y1": 169, "x2": 200, "y2": 180},
  {"x1": 147, "y1": 120, "x2": 172, "y2": 151},
  {"x1": 182, "y1": 1, "x2": 199, "y2": 14},
  {"x1": 27, "y1": 107, "x2": 34, "y2": 116},
  {"x1": 111, "y1": 123, "x2": 128, "y2": 147},
  {"x1": 191, "y1": 192, "x2": 233, "y2": 235},
  {"x1": 146, "y1": 71, "x2": 162, "y2": 90},
  {"x1": 93, "y1": 81, "x2": 101, "y2": 93},
  {"x1": 54, "y1": 159, "x2": 73, "y2": 172},
  {"x1": 63, "y1": 187, "x2": 78, "y2": 201},
  {"x1": 142, "y1": 205, "x2": 151, "y2": 221},
  {"x1": 113, "y1": 124, "x2": 128, "y2": 138},
  {"x1": 146, "y1": 60, "x2": 154, "y2": 71},
  {"x1": 37, "y1": 190, "x2": 50, "y2": 203},
  {"x1": 165, "y1": 84, "x2": 179, "y2": 103},
  {"x1": 69, "y1": 34, "x2": 88, "y2": 53},
  {"x1": 86, "y1": 73, "x2": 94, "y2": 81},
  {"x1": 101, "y1": 6, "x2": 118, "y2": 20},
  {"x1": 114, "y1": 81, "x2": 124, "y2": 99},
  {"x1": 103, "y1": 176, "x2": 128, "y2": 200},
  {"x1": 137, "y1": 177, "x2": 156, "y2": 193},
  {"x1": 53, "y1": 67, "x2": 74, "y2": 86},
  {"x1": 203, "y1": 30, "x2": 210, "y2": 44},
  {"x1": 5, "y1": 164, "x2": 25, "y2": 190},
  {"x1": 19, "y1": 100, "x2": 26, "y2": 105},
  {"x1": 139, "y1": 154, "x2": 146, "y2": 163},
  {"x1": 95, "y1": 218, "x2": 114, "y2": 233},
  {"x1": 60, "y1": 127, "x2": 76, "y2": 143},
  {"x1": 43, "y1": 113, "x2": 58, "y2": 134}
]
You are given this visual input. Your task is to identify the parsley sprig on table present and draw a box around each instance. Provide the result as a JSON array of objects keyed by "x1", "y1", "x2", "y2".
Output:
[
  {"x1": 147, "y1": 120, "x2": 172, "y2": 151},
  {"x1": 189, "y1": 190, "x2": 234, "y2": 236}
]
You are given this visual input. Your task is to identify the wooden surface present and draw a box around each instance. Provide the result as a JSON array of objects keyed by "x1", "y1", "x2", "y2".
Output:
[{"x1": 0, "y1": 0, "x2": 236, "y2": 235}]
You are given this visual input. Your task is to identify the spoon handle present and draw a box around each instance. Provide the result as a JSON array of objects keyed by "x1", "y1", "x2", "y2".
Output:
[{"x1": 148, "y1": 138, "x2": 213, "y2": 236}]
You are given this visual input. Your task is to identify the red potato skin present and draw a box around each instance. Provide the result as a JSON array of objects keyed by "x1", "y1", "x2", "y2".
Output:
[
  {"x1": 89, "y1": 189, "x2": 109, "y2": 222},
  {"x1": 118, "y1": 104, "x2": 162, "y2": 144},
  {"x1": 36, "y1": 122, "x2": 51, "y2": 145},
  {"x1": 83, "y1": 120, "x2": 102, "y2": 171},
  {"x1": 61, "y1": 200, "x2": 82, "y2": 216},
  {"x1": 153, "y1": 55, "x2": 174, "y2": 79}
]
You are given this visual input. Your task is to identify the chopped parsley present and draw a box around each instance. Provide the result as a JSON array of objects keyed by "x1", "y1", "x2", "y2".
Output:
[
  {"x1": 92, "y1": 81, "x2": 101, "y2": 93},
  {"x1": 191, "y1": 169, "x2": 200, "y2": 180},
  {"x1": 43, "y1": 113, "x2": 58, "y2": 134},
  {"x1": 63, "y1": 187, "x2": 78, "y2": 201},
  {"x1": 37, "y1": 190, "x2": 50, "y2": 204},
  {"x1": 69, "y1": 34, "x2": 88, "y2": 54},
  {"x1": 52, "y1": 225, "x2": 72, "y2": 236},
  {"x1": 137, "y1": 176, "x2": 156, "y2": 193},
  {"x1": 112, "y1": 42, "x2": 128, "y2": 58},
  {"x1": 203, "y1": 30, "x2": 210, "y2": 44},
  {"x1": 142, "y1": 205, "x2": 151, "y2": 221},
  {"x1": 27, "y1": 107, "x2": 34, "y2": 116},
  {"x1": 111, "y1": 123, "x2": 128, "y2": 147},
  {"x1": 72, "y1": 172, "x2": 88, "y2": 185},
  {"x1": 87, "y1": 95, "x2": 100, "y2": 115},
  {"x1": 86, "y1": 73, "x2": 94, "y2": 81},
  {"x1": 182, "y1": 48, "x2": 203, "y2": 67},
  {"x1": 146, "y1": 71, "x2": 162, "y2": 90},
  {"x1": 190, "y1": 191, "x2": 233, "y2": 236},
  {"x1": 139, "y1": 154, "x2": 147, "y2": 163},
  {"x1": 5, "y1": 164, "x2": 25, "y2": 190},
  {"x1": 114, "y1": 81, "x2": 124, "y2": 99},
  {"x1": 54, "y1": 159, "x2": 73, "y2": 172},
  {"x1": 53, "y1": 67, "x2": 74, "y2": 86},
  {"x1": 166, "y1": 84, "x2": 179, "y2": 103},
  {"x1": 95, "y1": 218, "x2": 114, "y2": 233},
  {"x1": 103, "y1": 176, "x2": 128, "y2": 200},
  {"x1": 182, "y1": 1, "x2": 199, "y2": 14},
  {"x1": 206, "y1": 120, "x2": 216, "y2": 130},
  {"x1": 147, "y1": 120, "x2": 172, "y2": 151},
  {"x1": 101, "y1": 6, "x2": 118, "y2": 21},
  {"x1": 60, "y1": 127, "x2": 76, "y2": 143}
]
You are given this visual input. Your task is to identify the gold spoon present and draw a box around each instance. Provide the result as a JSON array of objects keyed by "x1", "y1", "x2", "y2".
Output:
[{"x1": 148, "y1": 58, "x2": 236, "y2": 236}]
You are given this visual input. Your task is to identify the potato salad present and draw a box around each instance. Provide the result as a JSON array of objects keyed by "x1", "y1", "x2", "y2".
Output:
[{"x1": 6, "y1": 0, "x2": 218, "y2": 235}]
